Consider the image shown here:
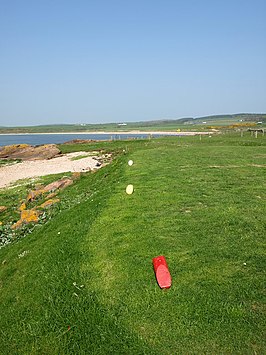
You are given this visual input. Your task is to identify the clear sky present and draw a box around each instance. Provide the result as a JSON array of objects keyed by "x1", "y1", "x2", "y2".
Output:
[{"x1": 0, "y1": 0, "x2": 265, "y2": 126}]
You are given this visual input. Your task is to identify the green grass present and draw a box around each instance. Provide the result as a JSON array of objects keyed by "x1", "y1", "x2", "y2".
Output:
[
  {"x1": 0, "y1": 134, "x2": 265, "y2": 354},
  {"x1": 70, "y1": 154, "x2": 91, "y2": 161},
  {"x1": 0, "y1": 159, "x2": 21, "y2": 166}
]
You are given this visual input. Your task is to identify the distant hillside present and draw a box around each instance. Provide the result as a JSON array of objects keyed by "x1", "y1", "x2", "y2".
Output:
[
  {"x1": 177, "y1": 113, "x2": 266, "y2": 125},
  {"x1": 0, "y1": 113, "x2": 265, "y2": 133}
]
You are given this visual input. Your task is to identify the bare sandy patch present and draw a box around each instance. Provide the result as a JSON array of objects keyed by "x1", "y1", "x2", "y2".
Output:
[{"x1": 0, "y1": 151, "x2": 103, "y2": 188}]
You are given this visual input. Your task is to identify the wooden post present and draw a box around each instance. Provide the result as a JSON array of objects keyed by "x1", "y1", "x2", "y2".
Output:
[
  {"x1": 255, "y1": 131, "x2": 258, "y2": 138},
  {"x1": 240, "y1": 130, "x2": 243, "y2": 137}
]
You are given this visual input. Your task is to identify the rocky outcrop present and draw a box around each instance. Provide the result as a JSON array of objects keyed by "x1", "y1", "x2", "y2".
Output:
[
  {"x1": 0, "y1": 144, "x2": 61, "y2": 161},
  {"x1": 45, "y1": 192, "x2": 58, "y2": 200},
  {"x1": 63, "y1": 139, "x2": 96, "y2": 144},
  {"x1": 26, "y1": 189, "x2": 44, "y2": 202},
  {"x1": 39, "y1": 198, "x2": 60, "y2": 209},
  {"x1": 42, "y1": 177, "x2": 73, "y2": 192},
  {"x1": 11, "y1": 176, "x2": 75, "y2": 229},
  {"x1": 12, "y1": 209, "x2": 40, "y2": 230},
  {"x1": 26, "y1": 177, "x2": 73, "y2": 202}
]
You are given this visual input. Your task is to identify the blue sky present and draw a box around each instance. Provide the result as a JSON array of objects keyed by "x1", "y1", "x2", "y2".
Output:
[{"x1": 0, "y1": 0, "x2": 265, "y2": 126}]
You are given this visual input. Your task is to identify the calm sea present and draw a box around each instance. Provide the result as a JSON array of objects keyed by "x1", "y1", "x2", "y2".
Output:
[{"x1": 0, "y1": 133, "x2": 157, "y2": 147}]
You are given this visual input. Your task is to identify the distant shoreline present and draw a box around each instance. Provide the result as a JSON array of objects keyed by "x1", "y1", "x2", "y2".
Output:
[{"x1": 0, "y1": 130, "x2": 211, "y2": 136}]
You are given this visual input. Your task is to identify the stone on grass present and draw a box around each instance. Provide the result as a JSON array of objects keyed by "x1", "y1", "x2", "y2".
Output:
[
  {"x1": 27, "y1": 189, "x2": 45, "y2": 202},
  {"x1": 0, "y1": 206, "x2": 7, "y2": 213},
  {"x1": 21, "y1": 209, "x2": 39, "y2": 223},
  {"x1": 39, "y1": 198, "x2": 60, "y2": 209},
  {"x1": 12, "y1": 209, "x2": 39, "y2": 229},
  {"x1": 26, "y1": 178, "x2": 73, "y2": 202},
  {"x1": 43, "y1": 177, "x2": 73, "y2": 192},
  {"x1": 46, "y1": 192, "x2": 58, "y2": 200},
  {"x1": 72, "y1": 172, "x2": 81, "y2": 180},
  {"x1": 19, "y1": 202, "x2": 27, "y2": 211}
]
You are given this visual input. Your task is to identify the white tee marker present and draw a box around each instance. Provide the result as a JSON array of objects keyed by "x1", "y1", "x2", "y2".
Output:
[
  {"x1": 126, "y1": 184, "x2": 134, "y2": 195},
  {"x1": 128, "y1": 160, "x2": 133, "y2": 166}
]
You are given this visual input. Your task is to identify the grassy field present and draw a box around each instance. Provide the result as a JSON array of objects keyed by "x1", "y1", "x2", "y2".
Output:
[{"x1": 0, "y1": 134, "x2": 265, "y2": 354}]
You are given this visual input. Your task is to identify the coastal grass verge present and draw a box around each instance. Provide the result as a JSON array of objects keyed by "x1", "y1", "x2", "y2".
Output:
[
  {"x1": 0, "y1": 134, "x2": 265, "y2": 354},
  {"x1": 0, "y1": 172, "x2": 74, "y2": 247},
  {"x1": 0, "y1": 159, "x2": 21, "y2": 166}
]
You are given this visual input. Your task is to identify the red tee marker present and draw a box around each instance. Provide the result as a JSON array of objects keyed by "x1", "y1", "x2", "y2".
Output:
[{"x1": 153, "y1": 255, "x2": 172, "y2": 289}]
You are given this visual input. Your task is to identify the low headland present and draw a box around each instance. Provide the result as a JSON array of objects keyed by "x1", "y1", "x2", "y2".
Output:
[{"x1": 1, "y1": 113, "x2": 265, "y2": 134}]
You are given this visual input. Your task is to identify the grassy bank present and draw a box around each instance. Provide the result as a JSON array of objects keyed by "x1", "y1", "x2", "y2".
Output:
[{"x1": 0, "y1": 134, "x2": 265, "y2": 354}]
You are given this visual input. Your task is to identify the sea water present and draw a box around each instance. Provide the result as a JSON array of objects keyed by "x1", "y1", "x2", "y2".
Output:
[{"x1": 0, "y1": 133, "x2": 157, "y2": 147}]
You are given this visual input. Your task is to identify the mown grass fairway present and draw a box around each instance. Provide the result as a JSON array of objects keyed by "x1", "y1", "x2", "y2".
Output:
[{"x1": 0, "y1": 135, "x2": 265, "y2": 354}]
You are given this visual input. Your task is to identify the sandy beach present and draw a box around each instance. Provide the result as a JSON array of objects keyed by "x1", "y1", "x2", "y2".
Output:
[{"x1": 0, "y1": 151, "x2": 103, "y2": 188}]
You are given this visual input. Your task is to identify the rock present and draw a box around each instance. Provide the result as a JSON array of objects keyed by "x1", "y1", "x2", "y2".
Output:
[
  {"x1": 12, "y1": 209, "x2": 39, "y2": 229},
  {"x1": 63, "y1": 139, "x2": 96, "y2": 144},
  {"x1": 46, "y1": 192, "x2": 58, "y2": 200},
  {"x1": 19, "y1": 202, "x2": 27, "y2": 211},
  {"x1": 0, "y1": 206, "x2": 7, "y2": 213},
  {"x1": 0, "y1": 144, "x2": 30, "y2": 158},
  {"x1": 12, "y1": 220, "x2": 23, "y2": 230},
  {"x1": 59, "y1": 178, "x2": 74, "y2": 189},
  {"x1": 26, "y1": 189, "x2": 45, "y2": 202},
  {"x1": 39, "y1": 198, "x2": 60, "y2": 209},
  {"x1": 21, "y1": 209, "x2": 39, "y2": 223},
  {"x1": 26, "y1": 178, "x2": 73, "y2": 202},
  {"x1": 42, "y1": 178, "x2": 73, "y2": 192},
  {"x1": 72, "y1": 172, "x2": 81, "y2": 180},
  {"x1": 0, "y1": 144, "x2": 61, "y2": 161}
]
